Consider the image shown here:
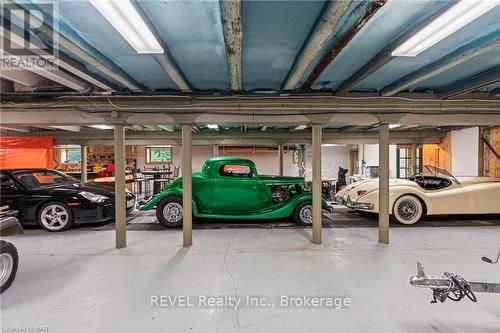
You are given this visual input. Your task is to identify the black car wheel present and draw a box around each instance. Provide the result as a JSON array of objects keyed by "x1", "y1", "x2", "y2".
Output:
[
  {"x1": 156, "y1": 196, "x2": 184, "y2": 228},
  {"x1": 38, "y1": 202, "x2": 74, "y2": 232},
  {"x1": 0, "y1": 240, "x2": 19, "y2": 293},
  {"x1": 293, "y1": 201, "x2": 313, "y2": 226}
]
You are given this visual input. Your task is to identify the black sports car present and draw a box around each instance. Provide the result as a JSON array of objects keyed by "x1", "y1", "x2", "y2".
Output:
[{"x1": 0, "y1": 169, "x2": 135, "y2": 232}]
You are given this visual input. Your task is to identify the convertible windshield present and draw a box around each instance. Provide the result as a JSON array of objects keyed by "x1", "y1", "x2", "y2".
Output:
[
  {"x1": 424, "y1": 165, "x2": 460, "y2": 184},
  {"x1": 12, "y1": 170, "x2": 78, "y2": 189}
]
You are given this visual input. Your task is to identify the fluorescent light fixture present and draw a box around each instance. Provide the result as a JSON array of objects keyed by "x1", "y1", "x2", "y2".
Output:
[
  {"x1": 207, "y1": 124, "x2": 219, "y2": 130},
  {"x1": 389, "y1": 124, "x2": 401, "y2": 129},
  {"x1": 89, "y1": 125, "x2": 113, "y2": 130},
  {"x1": 89, "y1": 0, "x2": 164, "y2": 54},
  {"x1": 295, "y1": 125, "x2": 307, "y2": 130},
  {"x1": 392, "y1": 0, "x2": 499, "y2": 57}
]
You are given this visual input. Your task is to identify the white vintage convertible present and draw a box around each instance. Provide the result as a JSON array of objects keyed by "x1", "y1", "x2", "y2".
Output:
[{"x1": 335, "y1": 165, "x2": 500, "y2": 224}]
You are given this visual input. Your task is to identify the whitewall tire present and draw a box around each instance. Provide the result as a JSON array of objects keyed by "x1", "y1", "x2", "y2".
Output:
[{"x1": 392, "y1": 195, "x2": 423, "y2": 225}]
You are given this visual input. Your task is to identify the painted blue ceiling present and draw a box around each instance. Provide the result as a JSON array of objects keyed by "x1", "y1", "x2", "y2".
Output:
[
  {"x1": 310, "y1": 0, "x2": 453, "y2": 91},
  {"x1": 356, "y1": 4, "x2": 500, "y2": 91},
  {"x1": 4, "y1": 0, "x2": 499, "y2": 95},
  {"x1": 415, "y1": 47, "x2": 500, "y2": 91},
  {"x1": 56, "y1": 1, "x2": 178, "y2": 90},
  {"x1": 241, "y1": 0, "x2": 327, "y2": 91},
  {"x1": 138, "y1": 0, "x2": 229, "y2": 90}
]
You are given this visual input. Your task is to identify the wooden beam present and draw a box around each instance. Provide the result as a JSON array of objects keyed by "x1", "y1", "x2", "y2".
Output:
[
  {"x1": 301, "y1": 0, "x2": 387, "y2": 92},
  {"x1": 282, "y1": 0, "x2": 354, "y2": 91},
  {"x1": 220, "y1": 0, "x2": 243, "y2": 91}
]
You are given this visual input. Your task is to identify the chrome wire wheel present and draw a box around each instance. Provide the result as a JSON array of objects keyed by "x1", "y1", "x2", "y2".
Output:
[
  {"x1": 398, "y1": 200, "x2": 418, "y2": 220},
  {"x1": 40, "y1": 204, "x2": 70, "y2": 231},
  {"x1": 393, "y1": 195, "x2": 423, "y2": 225},
  {"x1": 163, "y1": 202, "x2": 183, "y2": 223},
  {"x1": 0, "y1": 252, "x2": 13, "y2": 288},
  {"x1": 299, "y1": 205, "x2": 313, "y2": 225}
]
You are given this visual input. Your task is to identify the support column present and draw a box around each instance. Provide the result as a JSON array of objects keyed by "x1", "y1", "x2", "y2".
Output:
[
  {"x1": 80, "y1": 145, "x2": 88, "y2": 183},
  {"x1": 278, "y1": 144, "x2": 284, "y2": 176},
  {"x1": 212, "y1": 145, "x2": 219, "y2": 157},
  {"x1": 182, "y1": 125, "x2": 193, "y2": 247},
  {"x1": 114, "y1": 125, "x2": 126, "y2": 249},
  {"x1": 410, "y1": 143, "x2": 417, "y2": 175},
  {"x1": 298, "y1": 144, "x2": 306, "y2": 177},
  {"x1": 312, "y1": 125, "x2": 322, "y2": 245},
  {"x1": 378, "y1": 123, "x2": 390, "y2": 244}
]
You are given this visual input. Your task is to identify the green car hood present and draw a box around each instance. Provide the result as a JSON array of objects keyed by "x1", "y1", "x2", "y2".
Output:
[{"x1": 259, "y1": 176, "x2": 304, "y2": 185}]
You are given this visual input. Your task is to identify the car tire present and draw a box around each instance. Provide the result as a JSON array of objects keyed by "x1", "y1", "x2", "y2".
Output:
[
  {"x1": 392, "y1": 195, "x2": 424, "y2": 225},
  {"x1": 0, "y1": 240, "x2": 19, "y2": 293},
  {"x1": 37, "y1": 202, "x2": 74, "y2": 232},
  {"x1": 156, "y1": 196, "x2": 184, "y2": 228},
  {"x1": 293, "y1": 201, "x2": 313, "y2": 226}
]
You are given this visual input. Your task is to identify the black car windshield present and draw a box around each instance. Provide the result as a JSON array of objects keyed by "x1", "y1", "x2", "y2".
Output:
[
  {"x1": 12, "y1": 170, "x2": 78, "y2": 189},
  {"x1": 424, "y1": 165, "x2": 460, "y2": 184}
]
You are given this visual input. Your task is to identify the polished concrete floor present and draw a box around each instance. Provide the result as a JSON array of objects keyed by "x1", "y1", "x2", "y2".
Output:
[{"x1": 1, "y1": 221, "x2": 500, "y2": 332}]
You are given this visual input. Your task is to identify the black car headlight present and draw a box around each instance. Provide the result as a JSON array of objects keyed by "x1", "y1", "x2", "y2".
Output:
[{"x1": 80, "y1": 191, "x2": 109, "y2": 203}]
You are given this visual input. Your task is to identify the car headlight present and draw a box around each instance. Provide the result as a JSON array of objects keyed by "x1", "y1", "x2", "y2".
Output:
[
  {"x1": 80, "y1": 191, "x2": 108, "y2": 203},
  {"x1": 357, "y1": 190, "x2": 368, "y2": 196}
]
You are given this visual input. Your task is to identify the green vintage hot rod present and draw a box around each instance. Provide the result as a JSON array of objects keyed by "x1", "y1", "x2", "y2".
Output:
[{"x1": 140, "y1": 157, "x2": 330, "y2": 227}]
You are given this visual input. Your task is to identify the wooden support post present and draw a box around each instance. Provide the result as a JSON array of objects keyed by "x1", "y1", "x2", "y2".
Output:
[
  {"x1": 114, "y1": 125, "x2": 126, "y2": 249},
  {"x1": 182, "y1": 125, "x2": 193, "y2": 247},
  {"x1": 278, "y1": 144, "x2": 284, "y2": 176},
  {"x1": 80, "y1": 145, "x2": 88, "y2": 183},
  {"x1": 312, "y1": 125, "x2": 322, "y2": 245},
  {"x1": 411, "y1": 144, "x2": 417, "y2": 175},
  {"x1": 378, "y1": 123, "x2": 390, "y2": 244}
]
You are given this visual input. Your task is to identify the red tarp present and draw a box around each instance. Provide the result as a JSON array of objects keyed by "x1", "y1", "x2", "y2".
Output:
[{"x1": 0, "y1": 136, "x2": 54, "y2": 169}]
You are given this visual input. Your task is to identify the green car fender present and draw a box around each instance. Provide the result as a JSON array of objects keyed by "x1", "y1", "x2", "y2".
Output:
[
  {"x1": 140, "y1": 188, "x2": 200, "y2": 215},
  {"x1": 141, "y1": 186, "x2": 329, "y2": 219}
]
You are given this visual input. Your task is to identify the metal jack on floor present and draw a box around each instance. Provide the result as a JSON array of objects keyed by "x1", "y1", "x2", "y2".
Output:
[
  {"x1": 410, "y1": 249, "x2": 500, "y2": 303},
  {"x1": 482, "y1": 248, "x2": 500, "y2": 264}
]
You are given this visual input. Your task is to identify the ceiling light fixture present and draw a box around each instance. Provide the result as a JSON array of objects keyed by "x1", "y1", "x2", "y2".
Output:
[
  {"x1": 294, "y1": 125, "x2": 307, "y2": 131},
  {"x1": 89, "y1": 125, "x2": 113, "y2": 130},
  {"x1": 389, "y1": 124, "x2": 402, "y2": 129},
  {"x1": 89, "y1": 0, "x2": 164, "y2": 54},
  {"x1": 207, "y1": 124, "x2": 219, "y2": 130},
  {"x1": 392, "y1": 0, "x2": 499, "y2": 57}
]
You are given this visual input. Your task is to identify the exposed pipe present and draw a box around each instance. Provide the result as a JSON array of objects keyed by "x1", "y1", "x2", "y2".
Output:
[
  {"x1": 220, "y1": 0, "x2": 243, "y2": 91},
  {"x1": 301, "y1": 0, "x2": 387, "y2": 92},
  {"x1": 282, "y1": 0, "x2": 354, "y2": 91},
  {"x1": 381, "y1": 29, "x2": 500, "y2": 96}
]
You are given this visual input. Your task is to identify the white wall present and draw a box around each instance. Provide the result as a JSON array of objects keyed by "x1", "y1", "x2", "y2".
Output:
[
  {"x1": 451, "y1": 127, "x2": 479, "y2": 176},
  {"x1": 135, "y1": 145, "x2": 300, "y2": 176},
  {"x1": 360, "y1": 144, "x2": 398, "y2": 178},
  {"x1": 134, "y1": 144, "x2": 399, "y2": 179},
  {"x1": 302, "y1": 145, "x2": 351, "y2": 180}
]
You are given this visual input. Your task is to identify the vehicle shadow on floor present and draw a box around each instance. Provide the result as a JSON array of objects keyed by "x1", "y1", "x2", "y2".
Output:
[{"x1": 68, "y1": 210, "x2": 500, "y2": 231}]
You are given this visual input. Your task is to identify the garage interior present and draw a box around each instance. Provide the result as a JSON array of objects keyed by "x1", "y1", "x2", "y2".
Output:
[{"x1": 1, "y1": 0, "x2": 500, "y2": 332}]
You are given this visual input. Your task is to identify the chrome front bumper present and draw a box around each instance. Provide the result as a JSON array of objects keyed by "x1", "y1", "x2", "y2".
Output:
[{"x1": 344, "y1": 197, "x2": 374, "y2": 210}]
